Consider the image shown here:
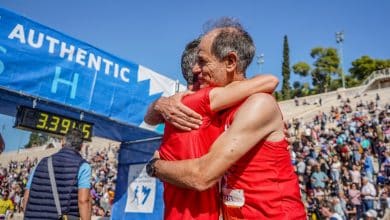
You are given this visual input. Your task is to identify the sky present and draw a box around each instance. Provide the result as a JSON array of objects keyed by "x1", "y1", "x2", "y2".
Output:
[{"x1": 0, "y1": 0, "x2": 389, "y2": 151}]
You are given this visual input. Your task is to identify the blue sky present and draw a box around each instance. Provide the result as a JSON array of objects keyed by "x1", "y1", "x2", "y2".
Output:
[{"x1": 0, "y1": 0, "x2": 389, "y2": 151}]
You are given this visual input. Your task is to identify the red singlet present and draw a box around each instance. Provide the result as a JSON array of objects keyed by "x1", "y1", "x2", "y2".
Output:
[
  {"x1": 221, "y1": 103, "x2": 306, "y2": 220},
  {"x1": 159, "y1": 87, "x2": 221, "y2": 220}
]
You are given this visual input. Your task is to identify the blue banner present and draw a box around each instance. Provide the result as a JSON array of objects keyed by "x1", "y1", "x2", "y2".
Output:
[
  {"x1": 113, "y1": 138, "x2": 164, "y2": 220},
  {"x1": 0, "y1": 8, "x2": 182, "y2": 130}
]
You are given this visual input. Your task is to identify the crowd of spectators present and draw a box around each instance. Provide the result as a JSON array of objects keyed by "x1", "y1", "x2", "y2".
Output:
[
  {"x1": 0, "y1": 143, "x2": 118, "y2": 218},
  {"x1": 86, "y1": 144, "x2": 118, "y2": 217},
  {"x1": 289, "y1": 93, "x2": 390, "y2": 219},
  {"x1": 0, "y1": 157, "x2": 36, "y2": 218}
]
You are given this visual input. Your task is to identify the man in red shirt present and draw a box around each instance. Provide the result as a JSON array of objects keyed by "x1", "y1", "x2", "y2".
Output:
[
  {"x1": 149, "y1": 18, "x2": 306, "y2": 219},
  {"x1": 145, "y1": 36, "x2": 278, "y2": 219}
]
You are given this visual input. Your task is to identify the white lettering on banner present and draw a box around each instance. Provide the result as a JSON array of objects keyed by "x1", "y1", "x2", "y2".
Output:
[
  {"x1": 75, "y1": 48, "x2": 87, "y2": 66},
  {"x1": 60, "y1": 42, "x2": 75, "y2": 61},
  {"x1": 45, "y1": 35, "x2": 60, "y2": 54},
  {"x1": 120, "y1": 67, "x2": 130, "y2": 82},
  {"x1": 6, "y1": 23, "x2": 132, "y2": 83},
  {"x1": 8, "y1": 24, "x2": 26, "y2": 43},
  {"x1": 88, "y1": 53, "x2": 101, "y2": 71},
  {"x1": 27, "y1": 29, "x2": 44, "y2": 48},
  {"x1": 125, "y1": 164, "x2": 156, "y2": 213},
  {"x1": 102, "y1": 58, "x2": 113, "y2": 75}
]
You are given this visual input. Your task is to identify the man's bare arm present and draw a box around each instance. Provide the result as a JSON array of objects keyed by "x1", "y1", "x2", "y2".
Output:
[
  {"x1": 144, "y1": 74, "x2": 277, "y2": 130},
  {"x1": 144, "y1": 99, "x2": 165, "y2": 125},
  {"x1": 78, "y1": 188, "x2": 91, "y2": 220},
  {"x1": 154, "y1": 93, "x2": 282, "y2": 190},
  {"x1": 210, "y1": 74, "x2": 278, "y2": 112},
  {"x1": 144, "y1": 92, "x2": 202, "y2": 131},
  {"x1": 22, "y1": 189, "x2": 29, "y2": 211}
]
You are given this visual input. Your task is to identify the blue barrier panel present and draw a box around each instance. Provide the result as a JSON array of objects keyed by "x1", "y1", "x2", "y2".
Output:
[{"x1": 112, "y1": 138, "x2": 164, "y2": 220}]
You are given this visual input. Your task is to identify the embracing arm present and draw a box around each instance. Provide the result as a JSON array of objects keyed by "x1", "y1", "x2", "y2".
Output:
[
  {"x1": 144, "y1": 99, "x2": 165, "y2": 125},
  {"x1": 144, "y1": 92, "x2": 202, "y2": 131},
  {"x1": 210, "y1": 74, "x2": 278, "y2": 112},
  {"x1": 154, "y1": 93, "x2": 281, "y2": 190}
]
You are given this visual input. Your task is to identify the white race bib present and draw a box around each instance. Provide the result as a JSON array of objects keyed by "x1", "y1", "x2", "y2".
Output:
[{"x1": 222, "y1": 188, "x2": 245, "y2": 208}]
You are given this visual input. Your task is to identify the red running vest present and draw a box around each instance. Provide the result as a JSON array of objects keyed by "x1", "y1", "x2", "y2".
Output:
[
  {"x1": 221, "y1": 101, "x2": 306, "y2": 220},
  {"x1": 159, "y1": 87, "x2": 222, "y2": 220}
]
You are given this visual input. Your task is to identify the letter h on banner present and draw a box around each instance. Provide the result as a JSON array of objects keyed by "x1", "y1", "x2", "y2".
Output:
[{"x1": 51, "y1": 66, "x2": 79, "y2": 99}]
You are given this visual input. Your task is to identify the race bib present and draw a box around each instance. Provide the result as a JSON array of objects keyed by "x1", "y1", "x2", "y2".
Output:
[{"x1": 222, "y1": 188, "x2": 245, "y2": 207}]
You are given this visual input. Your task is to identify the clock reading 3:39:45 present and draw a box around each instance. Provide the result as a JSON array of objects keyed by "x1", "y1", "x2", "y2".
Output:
[{"x1": 15, "y1": 106, "x2": 93, "y2": 141}]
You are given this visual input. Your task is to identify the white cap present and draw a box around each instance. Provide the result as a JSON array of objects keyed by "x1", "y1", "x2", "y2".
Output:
[{"x1": 365, "y1": 209, "x2": 377, "y2": 217}]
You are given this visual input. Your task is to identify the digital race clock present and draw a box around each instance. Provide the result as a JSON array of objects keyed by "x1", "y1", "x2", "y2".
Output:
[{"x1": 15, "y1": 106, "x2": 93, "y2": 141}]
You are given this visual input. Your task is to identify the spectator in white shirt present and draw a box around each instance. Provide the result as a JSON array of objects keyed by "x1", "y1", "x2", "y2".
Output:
[{"x1": 361, "y1": 177, "x2": 376, "y2": 213}]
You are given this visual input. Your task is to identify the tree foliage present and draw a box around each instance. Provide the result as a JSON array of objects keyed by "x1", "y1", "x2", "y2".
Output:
[
  {"x1": 281, "y1": 35, "x2": 291, "y2": 99},
  {"x1": 292, "y1": 62, "x2": 311, "y2": 77},
  {"x1": 24, "y1": 132, "x2": 50, "y2": 149},
  {"x1": 310, "y1": 47, "x2": 340, "y2": 93},
  {"x1": 349, "y1": 56, "x2": 390, "y2": 81}
]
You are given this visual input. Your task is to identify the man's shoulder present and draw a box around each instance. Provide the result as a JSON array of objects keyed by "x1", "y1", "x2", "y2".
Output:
[
  {"x1": 237, "y1": 93, "x2": 279, "y2": 118},
  {"x1": 243, "y1": 93, "x2": 277, "y2": 108},
  {"x1": 183, "y1": 87, "x2": 214, "y2": 107}
]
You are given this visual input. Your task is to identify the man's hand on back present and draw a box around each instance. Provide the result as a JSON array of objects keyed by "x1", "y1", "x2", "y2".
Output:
[{"x1": 154, "y1": 91, "x2": 202, "y2": 131}]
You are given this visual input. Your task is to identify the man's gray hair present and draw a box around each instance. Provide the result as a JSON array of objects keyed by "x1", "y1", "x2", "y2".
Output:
[
  {"x1": 64, "y1": 128, "x2": 84, "y2": 151},
  {"x1": 203, "y1": 17, "x2": 255, "y2": 75},
  {"x1": 181, "y1": 38, "x2": 200, "y2": 85}
]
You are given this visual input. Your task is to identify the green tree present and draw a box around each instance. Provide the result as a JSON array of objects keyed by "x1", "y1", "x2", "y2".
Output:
[
  {"x1": 301, "y1": 83, "x2": 311, "y2": 96},
  {"x1": 292, "y1": 62, "x2": 311, "y2": 77},
  {"x1": 281, "y1": 35, "x2": 291, "y2": 100},
  {"x1": 274, "y1": 91, "x2": 283, "y2": 101},
  {"x1": 345, "y1": 75, "x2": 361, "y2": 87},
  {"x1": 24, "y1": 132, "x2": 50, "y2": 148},
  {"x1": 310, "y1": 47, "x2": 340, "y2": 93},
  {"x1": 291, "y1": 81, "x2": 302, "y2": 97},
  {"x1": 349, "y1": 56, "x2": 390, "y2": 81},
  {"x1": 292, "y1": 62, "x2": 311, "y2": 97}
]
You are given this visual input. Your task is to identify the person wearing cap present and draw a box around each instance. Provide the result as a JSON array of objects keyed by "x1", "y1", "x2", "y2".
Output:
[
  {"x1": 23, "y1": 128, "x2": 91, "y2": 220},
  {"x1": 364, "y1": 209, "x2": 377, "y2": 220}
]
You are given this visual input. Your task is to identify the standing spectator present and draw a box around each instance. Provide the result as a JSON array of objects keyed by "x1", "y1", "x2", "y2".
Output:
[
  {"x1": 348, "y1": 183, "x2": 362, "y2": 220},
  {"x1": 296, "y1": 154, "x2": 306, "y2": 175},
  {"x1": 311, "y1": 164, "x2": 329, "y2": 189},
  {"x1": 23, "y1": 129, "x2": 91, "y2": 220},
  {"x1": 331, "y1": 155, "x2": 342, "y2": 183},
  {"x1": 341, "y1": 166, "x2": 351, "y2": 183},
  {"x1": 332, "y1": 196, "x2": 346, "y2": 220},
  {"x1": 294, "y1": 96, "x2": 299, "y2": 106},
  {"x1": 362, "y1": 152, "x2": 375, "y2": 182},
  {"x1": 377, "y1": 183, "x2": 388, "y2": 218},
  {"x1": 306, "y1": 190, "x2": 320, "y2": 219},
  {"x1": 320, "y1": 200, "x2": 343, "y2": 220},
  {"x1": 0, "y1": 190, "x2": 13, "y2": 219},
  {"x1": 350, "y1": 164, "x2": 361, "y2": 186},
  {"x1": 361, "y1": 177, "x2": 376, "y2": 213},
  {"x1": 338, "y1": 191, "x2": 349, "y2": 219}
]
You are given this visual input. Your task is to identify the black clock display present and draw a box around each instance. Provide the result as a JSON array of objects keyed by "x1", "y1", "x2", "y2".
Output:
[{"x1": 15, "y1": 106, "x2": 93, "y2": 141}]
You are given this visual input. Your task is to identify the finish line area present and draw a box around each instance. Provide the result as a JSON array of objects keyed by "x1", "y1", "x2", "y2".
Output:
[{"x1": 0, "y1": 8, "x2": 183, "y2": 219}]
